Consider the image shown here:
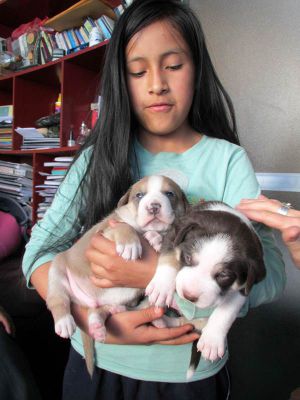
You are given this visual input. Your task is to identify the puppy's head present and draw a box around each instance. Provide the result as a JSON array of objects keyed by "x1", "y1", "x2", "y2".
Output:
[
  {"x1": 174, "y1": 215, "x2": 266, "y2": 308},
  {"x1": 117, "y1": 175, "x2": 189, "y2": 232}
]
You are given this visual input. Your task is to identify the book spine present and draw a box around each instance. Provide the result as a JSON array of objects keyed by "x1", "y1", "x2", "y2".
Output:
[
  {"x1": 62, "y1": 31, "x2": 72, "y2": 50},
  {"x1": 97, "y1": 18, "x2": 111, "y2": 40},
  {"x1": 75, "y1": 28, "x2": 86, "y2": 45},
  {"x1": 79, "y1": 26, "x2": 89, "y2": 43},
  {"x1": 66, "y1": 30, "x2": 76, "y2": 49},
  {"x1": 61, "y1": 31, "x2": 72, "y2": 51},
  {"x1": 70, "y1": 29, "x2": 80, "y2": 47}
]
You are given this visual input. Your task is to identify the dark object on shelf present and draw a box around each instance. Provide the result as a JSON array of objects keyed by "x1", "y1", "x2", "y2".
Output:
[
  {"x1": 35, "y1": 112, "x2": 60, "y2": 127},
  {"x1": 52, "y1": 48, "x2": 65, "y2": 61}
]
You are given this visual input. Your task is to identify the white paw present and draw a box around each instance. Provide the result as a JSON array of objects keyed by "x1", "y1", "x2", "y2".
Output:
[
  {"x1": 88, "y1": 313, "x2": 106, "y2": 342},
  {"x1": 197, "y1": 326, "x2": 226, "y2": 361},
  {"x1": 116, "y1": 240, "x2": 142, "y2": 260},
  {"x1": 55, "y1": 315, "x2": 76, "y2": 338},
  {"x1": 145, "y1": 267, "x2": 176, "y2": 307},
  {"x1": 143, "y1": 231, "x2": 163, "y2": 252}
]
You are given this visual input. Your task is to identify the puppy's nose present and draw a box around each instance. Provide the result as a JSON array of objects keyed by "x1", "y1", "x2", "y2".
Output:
[
  {"x1": 147, "y1": 202, "x2": 161, "y2": 215},
  {"x1": 182, "y1": 290, "x2": 198, "y2": 303}
]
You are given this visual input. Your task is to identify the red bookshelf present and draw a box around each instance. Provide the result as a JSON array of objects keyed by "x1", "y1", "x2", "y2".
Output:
[{"x1": 0, "y1": 0, "x2": 119, "y2": 225}]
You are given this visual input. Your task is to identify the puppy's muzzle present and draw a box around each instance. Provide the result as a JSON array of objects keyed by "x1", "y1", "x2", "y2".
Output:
[{"x1": 147, "y1": 202, "x2": 161, "y2": 216}]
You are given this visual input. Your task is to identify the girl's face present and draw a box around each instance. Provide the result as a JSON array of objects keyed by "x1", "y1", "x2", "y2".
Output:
[{"x1": 126, "y1": 20, "x2": 195, "y2": 140}]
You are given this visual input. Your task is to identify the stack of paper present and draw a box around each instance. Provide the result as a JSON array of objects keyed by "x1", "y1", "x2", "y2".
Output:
[
  {"x1": 16, "y1": 127, "x2": 60, "y2": 150},
  {"x1": 0, "y1": 160, "x2": 33, "y2": 220},
  {"x1": 35, "y1": 156, "x2": 73, "y2": 219},
  {"x1": 0, "y1": 105, "x2": 13, "y2": 149}
]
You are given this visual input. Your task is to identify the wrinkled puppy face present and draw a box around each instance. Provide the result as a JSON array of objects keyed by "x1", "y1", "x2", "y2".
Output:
[
  {"x1": 175, "y1": 208, "x2": 266, "y2": 308},
  {"x1": 119, "y1": 175, "x2": 188, "y2": 232}
]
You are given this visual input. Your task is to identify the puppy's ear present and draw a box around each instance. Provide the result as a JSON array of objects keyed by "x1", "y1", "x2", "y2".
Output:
[
  {"x1": 243, "y1": 258, "x2": 266, "y2": 296},
  {"x1": 117, "y1": 188, "x2": 131, "y2": 207},
  {"x1": 175, "y1": 191, "x2": 190, "y2": 218},
  {"x1": 174, "y1": 223, "x2": 199, "y2": 246}
]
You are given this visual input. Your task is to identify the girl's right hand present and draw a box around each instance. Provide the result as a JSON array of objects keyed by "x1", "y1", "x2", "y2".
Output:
[
  {"x1": 72, "y1": 304, "x2": 199, "y2": 345},
  {"x1": 86, "y1": 232, "x2": 158, "y2": 289}
]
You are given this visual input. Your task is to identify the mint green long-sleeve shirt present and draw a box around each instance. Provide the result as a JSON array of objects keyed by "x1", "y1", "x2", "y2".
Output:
[{"x1": 22, "y1": 135, "x2": 285, "y2": 382}]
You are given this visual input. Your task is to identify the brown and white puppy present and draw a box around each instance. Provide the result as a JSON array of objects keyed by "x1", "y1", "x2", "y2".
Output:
[
  {"x1": 152, "y1": 201, "x2": 266, "y2": 379},
  {"x1": 46, "y1": 175, "x2": 188, "y2": 374}
]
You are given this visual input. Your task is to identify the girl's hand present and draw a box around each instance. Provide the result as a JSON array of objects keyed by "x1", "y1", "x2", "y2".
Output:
[
  {"x1": 72, "y1": 304, "x2": 199, "y2": 345},
  {"x1": 0, "y1": 306, "x2": 14, "y2": 336},
  {"x1": 86, "y1": 231, "x2": 157, "y2": 289},
  {"x1": 236, "y1": 195, "x2": 300, "y2": 267}
]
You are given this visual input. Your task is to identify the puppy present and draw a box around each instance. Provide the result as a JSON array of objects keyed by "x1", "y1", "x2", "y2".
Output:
[
  {"x1": 46, "y1": 175, "x2": 188, "y2": 375},
  {"x1": 148, "y1": 201, "x2": 266, "y2": 379}
]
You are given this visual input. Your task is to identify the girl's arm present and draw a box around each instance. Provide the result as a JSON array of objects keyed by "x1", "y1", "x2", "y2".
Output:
[{"x1": 30, "y1": 263, "x2": 198, "y2": 345}]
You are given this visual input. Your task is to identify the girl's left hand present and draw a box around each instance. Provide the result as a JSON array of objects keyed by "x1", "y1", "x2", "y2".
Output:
[{"x1": 86, "y1": 232, "x2": 158, "y2": 289}]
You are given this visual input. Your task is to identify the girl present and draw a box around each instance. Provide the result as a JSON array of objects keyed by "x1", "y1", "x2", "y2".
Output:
[{"x1": 23, "y1": 0, "x2": 285, "y2": 399}]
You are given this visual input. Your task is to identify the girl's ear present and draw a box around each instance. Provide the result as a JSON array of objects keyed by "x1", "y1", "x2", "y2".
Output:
[{"x1": 117, "y1": 188, "x2": 131, "y2": 207}]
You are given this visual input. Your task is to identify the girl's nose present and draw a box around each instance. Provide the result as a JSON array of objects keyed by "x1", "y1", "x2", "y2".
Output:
[{"x1": 148, "y1": 69, "x2": 169, "y2": 95}]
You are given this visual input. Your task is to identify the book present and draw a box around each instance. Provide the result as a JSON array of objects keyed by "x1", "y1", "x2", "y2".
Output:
[{"x1": 54, "y1": 156, "x2": 74, "y2": 162}]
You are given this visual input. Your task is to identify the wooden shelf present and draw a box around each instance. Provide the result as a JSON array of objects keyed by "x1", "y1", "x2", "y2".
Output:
[
  {"x1": 0, "y1": 0, "x2": 118, "y2": 224},
  {"x1": 0, "y1": 146, "x2": 79, "y2": 155}
]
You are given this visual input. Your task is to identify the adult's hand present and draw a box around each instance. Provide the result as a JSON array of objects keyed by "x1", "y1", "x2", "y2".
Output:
[{"x1": 237, "y1": 195, "x2": 300, "y2": 267}]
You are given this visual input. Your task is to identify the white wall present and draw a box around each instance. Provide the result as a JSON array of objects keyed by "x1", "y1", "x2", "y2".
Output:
[{"x1": 192, "y1": 0, "x2": 300, "y2": 175}]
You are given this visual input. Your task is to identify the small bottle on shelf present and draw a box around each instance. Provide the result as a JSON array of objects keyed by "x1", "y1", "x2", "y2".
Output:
[{"x1": 76, "y1": 121, "x2": 89, "y2": 145}]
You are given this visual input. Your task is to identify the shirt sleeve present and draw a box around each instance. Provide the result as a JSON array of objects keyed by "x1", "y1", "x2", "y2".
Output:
[
  {"x1": 223, "y1": 146, "x2": 286, "y2": 314},
  {"x1": 22, "y1": 149, "x2": 91, "y2": 287}
]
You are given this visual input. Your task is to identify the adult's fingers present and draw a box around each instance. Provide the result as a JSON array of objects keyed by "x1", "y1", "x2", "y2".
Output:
[
  {"x1": 0, "y1": 315, "x2": 11, "y2": 335},
  {"x1": 282, "y1": 226, "x2": 300, "y2": 244},
  {"x1": 157, "y1": 332, "x2": 200, "y2": 345},
  {"x1": 144, "y1": 323, "x2": 195, "y2": 343},
  {"x1": 89, "y1": 233, "x2": 117, "y2": 257}
]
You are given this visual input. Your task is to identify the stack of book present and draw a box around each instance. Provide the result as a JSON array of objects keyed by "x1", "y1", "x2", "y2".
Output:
[
  {"x1": 15, "y1": 127, "x2": 60, "y2": 150},
  {"x1": 0, "y1": 105, "x2": 13, "y2": 150},
  {"x1": 0, "y1": 160, "x2": 33, "y2": 219},
  {"x1": 35, "y1": 156, "x2": 73, "y2": 219},
  {"x1": 40, "y1": 13, "x2": 116, "y2": 63}
]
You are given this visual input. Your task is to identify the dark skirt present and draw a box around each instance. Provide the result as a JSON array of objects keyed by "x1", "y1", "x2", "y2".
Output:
[{"x1": 63, "y1": 347, "x2": 230, "y2": 400}]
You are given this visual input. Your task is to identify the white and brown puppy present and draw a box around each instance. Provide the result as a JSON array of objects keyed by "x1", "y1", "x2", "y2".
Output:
[
  {"x1": 151, "y1": 201, "x2": 266, "y2": 379},
  {"x1": 46, "y1": 175, "x2": 188, "y2": 374}
]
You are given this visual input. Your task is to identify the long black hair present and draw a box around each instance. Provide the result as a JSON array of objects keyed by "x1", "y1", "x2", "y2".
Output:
[{"x1": 30, "y1": 0, "x2": 239, "y2": 264}]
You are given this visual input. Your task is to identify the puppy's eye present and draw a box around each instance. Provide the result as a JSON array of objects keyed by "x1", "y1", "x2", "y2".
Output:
[
  {"x1": 136, "y1": 192, "x2": 145, "y2": 199},
  {"x1": 165, "y1": 191, "x2": 175, "y2": 198}
]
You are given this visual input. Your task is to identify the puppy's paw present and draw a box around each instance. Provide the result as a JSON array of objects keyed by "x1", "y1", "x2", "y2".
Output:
[
  {"x1": 116, "y1": 239, "x2": 142, "y2": 260},
  {"x1": 197, "y1": 327, "x2": 226, "y2": 362},
  {"x1": 88, "y1": 313, "x2": 106, "y2": 342},
  {"x1": 145, "y1": 267, "x2": 176, "y2": 307},
  {"x1": 55, "y1": 315, "x2": 76, "y2": 338},
  {"x1": 143, "y1": 231, "x2": 163, "y2": 252}
]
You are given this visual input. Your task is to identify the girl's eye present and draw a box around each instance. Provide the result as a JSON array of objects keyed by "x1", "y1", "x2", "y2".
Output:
[
  {"x1": 130, "y1": 71, "x2": 146, "y2": 78},
  {"x1": 166, "y1": 64, "x2": 183, "y2": 71},
  {"x1": 165, "y1": 191, "x2": 175, "y2": 198},
  {"x1": 136, "y1": 192, "x2": 145, "y2": 199}
]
